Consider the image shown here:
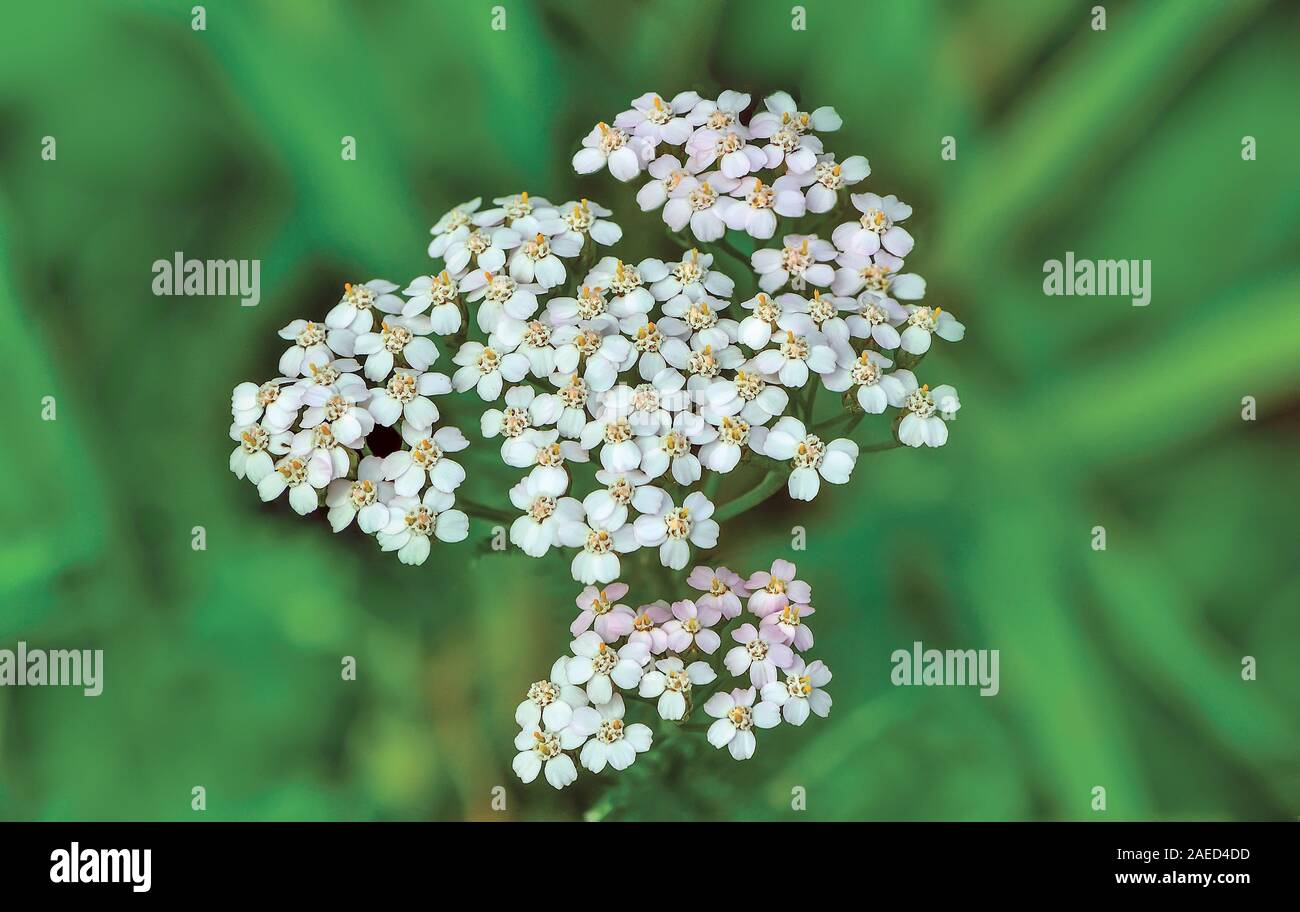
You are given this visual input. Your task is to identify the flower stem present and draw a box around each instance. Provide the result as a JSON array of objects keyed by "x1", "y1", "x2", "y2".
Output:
[
  {"x1": 714, "y1": 469, "x2": 788, "y2": 523},
  {"x1": 457, "y1": 498, "x2": 513, "y2": 524}
]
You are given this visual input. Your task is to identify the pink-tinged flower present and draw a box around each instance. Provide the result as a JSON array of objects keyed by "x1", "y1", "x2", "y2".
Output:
[
  {"x1": 571, "y1": 582, "x2": 636, "y2": 642},
  {"x1": 687, "y1": 566, "x2": 749, "y2": 619},
  {"x1": 628, "y1": 600, "x2": 673, "y2": 655},
  {"x1": 759, "y1": 601, "x2": 815, "y2": 652},
  {"x1": 759, "y1": 656, "x2": 832, "y2": 726},
  {"x1": 515, "y1": 656, "x2": 590, "y2": 731},
  {"x1": 663, "y1": 599, "x2": 723, "y2": 654},
  {"x1": 746, "y1": 559, "x2": 812, "y2": 616},
  {"x1": 579, "y1": 694, "x2": 654, "y2": 773},
  {"x1": 638, "y1": 657, "x2": 717, "y2": 721},
  {"x1": 724, "y1": 623, "x2": 795, "y2": 687},
  {"x1": 703, "y1": 687, "x2": 781, "y2": 760},
  {"x1": 616, "y1": 91, "x2": 699, "y2": 145},
  {"x1": 565, "y1": 632, "x2": 650, "y2": 705}
]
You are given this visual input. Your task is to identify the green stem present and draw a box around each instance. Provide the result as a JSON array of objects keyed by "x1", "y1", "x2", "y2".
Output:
[
  {"x1": 457, "y1": 498, "x2": 513, "y2": 524},
  {"x1": 714, "y1": 469, "x2": 788, "y2": 523}
]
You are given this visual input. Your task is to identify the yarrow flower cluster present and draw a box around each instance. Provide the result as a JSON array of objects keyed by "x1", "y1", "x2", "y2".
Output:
[
  {"x1": 228, "y1": 88, "x2": 965, "y2": 579},
  {"x1": 512, "y1": 560, "x2": 833, "y2": 787}
]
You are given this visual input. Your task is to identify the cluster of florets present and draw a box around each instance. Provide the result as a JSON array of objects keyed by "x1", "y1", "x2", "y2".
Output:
[
  {"x1": 512, "y1": 560, "x2": 832, "y2": 788},
  {"x1": 228, "y1": 88, "x2": 964, "y2": 575}
]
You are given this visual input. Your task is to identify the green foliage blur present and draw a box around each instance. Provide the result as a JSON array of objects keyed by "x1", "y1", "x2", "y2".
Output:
[{"x1": 1, "y1": 0, "x2": 1297, "y2": 821}]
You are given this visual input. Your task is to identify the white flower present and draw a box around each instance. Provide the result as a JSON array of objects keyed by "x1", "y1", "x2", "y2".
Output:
[
  {"x1": 551, "y1": 324, "x2": 632, "y2": 392},
  {"x1": 585, "y1": 256, "x2": 666, "y2": 330},
  {"x1": 277, "y1": 319, "x2": 342, "y2": 377},
  {"x1": 578, "y1": 694, "x2": 653, "y2": 773},
  {"x1": 437, "y1": 224, "x2": 521, "y2": 276},
  {"x1": 459, "y1": 269, "x2": 541, "y2": 335},
  {"x1": 698, "y1": 415, "x2": 753, "y2": 473},
  {"x1": 760, "y1": 656, "x2": 832, "y2": 725},
  {"x1": 515, "y1": 656, "x2": 590, "y2": 732},
  {"x1": 651, "y1": 248, "x2": 735, "y2": 303},
  {"x1": 832, "y1": 192, "x2": 914, "y2": 258},
  {"x1": 325, "y1": 455, "x2": 393, "y2": 534},
  {"x1": 637, "y1": 657, "x2": 716, "y2": 721},
  {"x1": 784, "y1": 291, "x2": 855, "y2": 365},
  {"x1": 899, "y1": 304, "x2": 965, "y2": 355},
  {"x1": 554, "y1": 198, "x2": 622, "y2": 248},
  {"x1": 831, "y1": 250, "x2": 925, "y2": 301},
  {"x1": 558, "y1": 510, "x2": 640, "y2": 584},
  {"x1": 723, "y1": 177, "x2": 801, "y2": 240},
  {"x1": 703, "y1": 687, "x2": 781, "y2": 761},
  {"x1": 894, "y1": 371, "x2": 960, "y2": 448},
  {"x1": 508, "y1": 229, "x2": 580, "y2": 290},
  {"x1": 381, "y1": 423, "x2": 469, "y2": 497},
  {"x1": 401, "y1": 272, "x2": 463, "y2": 334},
  {"x1": 551, "y1": 373, "x2": 593, "y2": 439},
  {"x1": 845, "y1": 291, "x2": 908, "y2": 350},
  {"x1": 637, "y1": 412, "x2": 714, "y2": 485},
  {"x1": 687, "y1": 89, "x2": 751, "y2": 131},
  {"x1": 573, "y1": 121, "x2": 652, "y2": 182},
  {"x1": 757, "y1": 416, "x2": 858, "y2": 501},
  {"x1": 508, "y1": 472, "x2": 582, "y2": 557},
  {"x1": 751, "y1": 235, "x2": 837, "y2": 293},
  {"x1": 516, "y1": 429, "x2": 590, "y2": 490},
  {"x1": 257, "y1": 450, "x2": 332, "y2": 515},
  {"x1": 325, "y1": 280, "x2": 403, "y2": 335},
  {"x1": 580, "y1": 408, "x2": 643, "y2": 474},
  {"x1": 823, "y1": 350, "x2": 906, "y2": 414},
  {"x1": 512, "y1": 703, "x2": 600, "y2": 790},
  {"x1": 289, "y1": 422, "x2": 350, "y2": 482},
  {"x1": 367, "y1": 368, "x2": 452, "y2": 429},
  {"x1": 632, "y1": 490, "x2": 719, "y2": 570},
  {"x1": 700, "y1": 371, "x2": 789, "y2": 427},
  {"x1": 685, "y1": 124, "x2": 766, "y2": 179},
  {"x1": 482, "y1": 385, "x2": 561, "y2": 461},
  {"x1": 476, "y1": 191, "x2": 555, "y2": 228},
  {"x1": 747, "y1": 325, "x2": 838, "y2": 388},
  {"x1": 231, "y1": 378, "x2": 304, "y2": 433},
  {"x1": 428, "y1": 197, "x2": 484, "y2": 257},
  {"x1": 353, "y1": 317, "x2": 439, "y2": 383},
  {"x1": 565, "y1": 631, "x2": 649, "y2": 704},
  {"x1": 582, "y1": 469, "x2": 653, "y2": 532},
  {"x1": 491, "y1": 318, "x2": 562, "y2": 378},
  {"x1": 662, "y1": 173, "x2": 740, "y2": 242},
  {"x1": 749, "y1": 90, "x2": 841, "y2": 137},
  {"x1": 774, "y1": 155, "x2": 870, "y2": 214},
  {"x1": 616, "y1": 91, "x2": 699, "y2": 145},
  {"x1": 298, "y1": 383, "x2": 374, "y2": 448},
  {"x1": 228, "y1": 421, "x2": 291, "y2": 484},
  {"x1": 451, "y1": 341, "x2": 529, "y2": 401},
  {"x1": 637, "y1": 154, "x2": 699, "y2": 212},
  {"x1": 376, "y1": 487, "x2": 469, "y2": 565}
]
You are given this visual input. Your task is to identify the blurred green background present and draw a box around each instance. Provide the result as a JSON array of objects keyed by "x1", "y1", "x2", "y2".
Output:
[{"x1": 2, "y1": 0, "x2": 1298, "y2": 821}]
